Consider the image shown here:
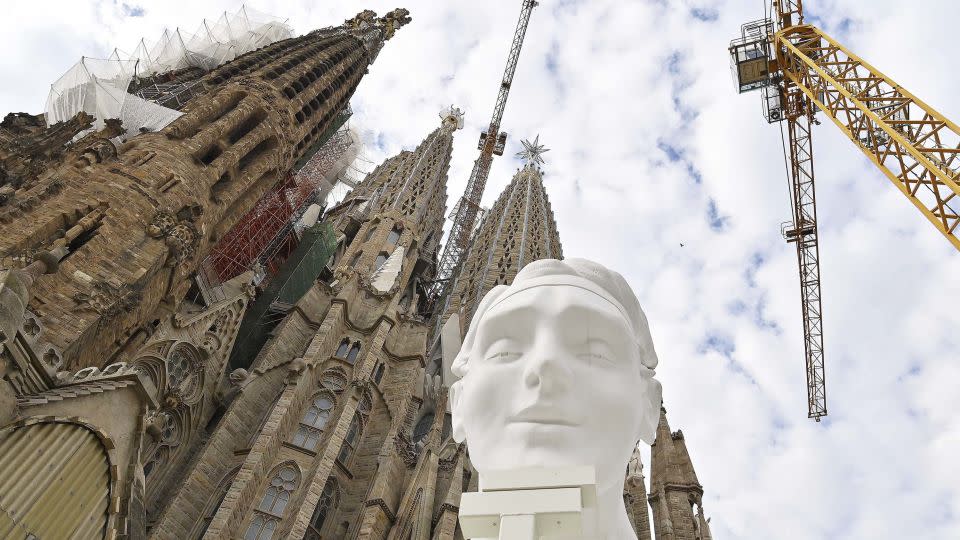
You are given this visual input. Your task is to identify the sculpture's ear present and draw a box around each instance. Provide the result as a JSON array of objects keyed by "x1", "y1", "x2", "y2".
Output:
[
  {"x1": 448, "y1": 380, "x2": 466, "y2": 443},
  {"x1": 636, "y1": 376, "x2": 662, "y2": 445}
]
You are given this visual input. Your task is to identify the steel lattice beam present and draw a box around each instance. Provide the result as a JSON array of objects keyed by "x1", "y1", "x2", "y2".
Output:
[
  {"x1": 783, "y1": 89, "x2": 828, "y2": 420},
  {"x1": 777, "y1": 25, "x2": 960, "y2": 250},
  {"x1": 427, "y1": 0, "x2": 539, "y2": 305}
]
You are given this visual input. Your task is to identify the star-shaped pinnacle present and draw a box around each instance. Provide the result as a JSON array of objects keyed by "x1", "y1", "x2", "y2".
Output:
[{"x1": 516, "y1": 135, "x2": 550, "y2": 166}]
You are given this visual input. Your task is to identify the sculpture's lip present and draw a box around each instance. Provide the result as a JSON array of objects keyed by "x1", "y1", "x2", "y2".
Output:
[{"x1": 510, "y1": 408, "x2": 578, "y2": 427}]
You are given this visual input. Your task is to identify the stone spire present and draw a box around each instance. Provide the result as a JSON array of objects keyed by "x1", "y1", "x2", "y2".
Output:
[
  {"x1": 327, "y1": 106, "x2": 463, "y2": 288},
  {"x1": 341, "y1": 8, "x2": 412, "y2": 63},
  {"x1": 434, "y1": 139, "x2": 563, "y2": 340},
  {"x1": 624, "y1": 446, "x2": 653, "y2": 540},
  {"x1": 649, "y1": 407, "x2": 712, "y2": 540},
  {"x1": 0, "y1": 10, "x2": 407, "y2": 370}
]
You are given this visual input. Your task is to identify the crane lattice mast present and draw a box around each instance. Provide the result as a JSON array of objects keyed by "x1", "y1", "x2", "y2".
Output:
[
  {"x1": 730, "y1": 0, "x2": 960, "y2": 421},
  {"x1": 427, "y1": 0, "x2": 539, "y2": 303}
]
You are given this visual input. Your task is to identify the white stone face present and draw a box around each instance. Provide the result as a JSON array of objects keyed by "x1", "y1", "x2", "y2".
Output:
[
  {"x1": 453, "y1": 285, "x2": 648, "y2": 477},
  {"x1": 449, "y1": 258, "x2": 662, "y2": 538}
]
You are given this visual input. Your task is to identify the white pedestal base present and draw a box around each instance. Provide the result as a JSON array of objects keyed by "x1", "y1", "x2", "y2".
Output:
[{"x1": 459, "y1": 466, "x2": 597, "y2": 540}]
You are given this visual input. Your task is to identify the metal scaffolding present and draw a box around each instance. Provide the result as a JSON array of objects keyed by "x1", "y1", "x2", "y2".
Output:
[{"x1": 202, "y1": 110, "x2": 356, "y2": 289}]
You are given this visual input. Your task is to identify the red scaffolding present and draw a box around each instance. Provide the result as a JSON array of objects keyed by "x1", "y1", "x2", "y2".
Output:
[{"x1": 203, "y1": 123, "x2": 355, "y2": 285}]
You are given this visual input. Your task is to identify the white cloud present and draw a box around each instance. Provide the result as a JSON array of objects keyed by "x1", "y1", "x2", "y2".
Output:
[{"x1": 3, "y1": 1, "x2": 958, "y2": 537}]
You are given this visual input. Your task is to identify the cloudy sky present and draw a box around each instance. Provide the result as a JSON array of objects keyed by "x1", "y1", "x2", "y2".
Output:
[{"x1": 3, "y1": 0, "x2": 959, "y2": 538}]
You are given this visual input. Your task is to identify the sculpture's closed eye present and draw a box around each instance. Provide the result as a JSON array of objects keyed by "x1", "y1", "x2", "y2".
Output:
[
  {"x1": 483, "y1": 338, "x2": 521, "y2": 363},
  {"x1": 576, "y1": 338, "x2": 616, "y2": 364},
  {"x1": 486, "y1": 351, "x2": 520, "y2": 362},
  {"x1": 577, "y1": 351, "x2": 613, "y2": 364}
]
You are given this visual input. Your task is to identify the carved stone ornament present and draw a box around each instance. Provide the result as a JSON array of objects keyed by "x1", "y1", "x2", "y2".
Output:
[
  {"x1": 393, "y1": 432, "x2": 419, "y2": 468},
  {"x1": 228, "y1": 368, "x2": 251, "y2": 387},
  {"x1": 285, "y1": 357, "x2": 308, "y2": 383},
  {"x1": 342, "y1": 8, "x2": 412, "y2": 63},
  {"x1": 42, "y1": 347, "x2": 63, "y2": 371},
  {"x1": 349, "y1": 378, "x2": 371, "y2": 395},
  {"x1": 72, "y1": 280, "x2": 142, "y2": 316},
  {"x1": 437, "y1": 443, "x2": 463, "y2": 470},
  {"x1": 147, "y1": 211, "x2": 200, "y2": 266},
  {"x1": 145, "y1": 409, "x2": 166, "y2": 439}
]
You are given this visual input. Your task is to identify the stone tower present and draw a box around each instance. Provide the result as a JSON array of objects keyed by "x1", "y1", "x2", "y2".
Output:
[
  {"x1": 147, "y1": 107, "x2": 464, "y2": 539},
  {"x1": 626, "y1": 446, "x2": 654, "y2": 540},
  {"x1": 430, "y1": 140, "x2": 563, "y2": 383},
  {"x1": 0, "y1": 8, "x2": 410, "y2": 372},
  {"x1": 0, "y1": 10, "x2": 410, "y2": 540},
  {"x1": 649, "y1": 407, "x2": 713, "y2": 540}
]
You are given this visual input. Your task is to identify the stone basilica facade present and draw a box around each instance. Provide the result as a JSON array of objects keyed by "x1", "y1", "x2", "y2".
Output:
[{"x1": 0, "y1": 8, "x2": 712, "y2": 540}]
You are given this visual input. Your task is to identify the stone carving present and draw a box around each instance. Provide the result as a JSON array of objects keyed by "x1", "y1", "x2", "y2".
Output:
[
  {"x1": 437, "y1": 443, "x2": 463, "y2": 470},
  {"x1": 0, "y1": 111, "x2": 94, "y2": 190},
  {"x1": 22, "y1": 317, "x2": 40, "y2": 337},
  {"x1": 380, "y1": 8, "x2": 413, "y2": 39},
  {"x1": 73, "y1": 366, "x2": 101, "y2": 381},
  {"x1": 146, "y1": 210, "x2": 200, "y2": 266},
  {"x1": 72, "y1": 280, "x2": 142, "y2": 316},
  {"x1": 228, "y1": 368, "x2": 251, "y2": 387},
  {"x1": 448, "y1": 258, "x2": 662, "y2": 539},
  {"x1": 343, "y1": 8, "x2": 412, "y2": 63},
  {"x1": 285, "y1": 357, "x2": 308, "y2": 383},
  {"x1": 626, "y1": 446, "x2": 644, "y2": 488},
  {"x1": 145, "y1": 409, "x2": 167, "y2": 440},
  {"x1": 70, "y1": 362, "x2": 139, "y2": 383},
  {"x1": 349, "y1": 378, "x2": 371, "y2": 394},
  {"x1": 42, "y1": 348, "x2": 63, "y2": 371},
  {"x1": 393, "y1": 431, "x2": 419, "y2": 468}
]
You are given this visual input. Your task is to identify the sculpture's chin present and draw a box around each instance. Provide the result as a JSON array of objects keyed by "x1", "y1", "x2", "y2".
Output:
[{"x1": 472, "y1": 435, "x2": 589, "y2": 475}]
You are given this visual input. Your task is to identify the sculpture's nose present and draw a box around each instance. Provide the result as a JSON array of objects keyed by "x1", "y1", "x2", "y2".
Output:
[{"x1": 522, "y1": 329, "x2": 570, "y2": 395}]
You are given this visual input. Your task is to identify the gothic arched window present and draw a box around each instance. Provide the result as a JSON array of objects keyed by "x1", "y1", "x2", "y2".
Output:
[
  {"x1": 195, "y1": 466, "x2": 240, "y2": 538},
  {"x1": 364, "y1": 226, "x2": 376, "y2": 242},
  {"x1": 413, "y1": 412, "x2": 434, "y2": 443},
  {"x1": 142, "y1": 410, "x2": 183, "y2": 487},
  {"x1": 346, "y1": 342, "x2": 361, "y2": 364},
  {"x1": 167, "y1": 343, "x2": 200, "y2": 399},
  {"x1": 373, "y1": 363, "x2": 385, "y2": 384},
  {"x1": 387, "y1": 226, "x2": 401, "y2": 246},
  {"x1": 349, "y1": 252, "x2": 361, "y2": 268},
  {"x1": 334, "y1": 339, "x2": 350, "y2": 359},
  {"x1": 303, "y1": 477, "x2": 339, "y2": 540},
  {"x1": 336, "y1": 413, "x2": 363, "y2": 466},
  {"x1": 245, "y1": 463, "x2": 300, "y2": 540},
  {"x1": 292, "y1": 393, "x2": 335, "y2": 451}
]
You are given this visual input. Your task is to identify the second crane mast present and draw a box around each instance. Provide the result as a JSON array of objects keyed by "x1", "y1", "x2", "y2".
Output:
[
  {"x1": 428, "y1": 0, "x2": 539, "y2": 304},
  {"x1": 730, "y1": 0, "x2": 960, "y2": 421}
]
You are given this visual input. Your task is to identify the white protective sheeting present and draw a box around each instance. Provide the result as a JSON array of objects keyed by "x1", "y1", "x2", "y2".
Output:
[{"x1": 44, "y1": 5, "x2": 292, "y2": 139}]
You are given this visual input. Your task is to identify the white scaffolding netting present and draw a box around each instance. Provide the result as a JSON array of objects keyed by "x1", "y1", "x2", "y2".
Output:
[{"x1": 44, "y1": 5, "x2": 292, "y2": 139}]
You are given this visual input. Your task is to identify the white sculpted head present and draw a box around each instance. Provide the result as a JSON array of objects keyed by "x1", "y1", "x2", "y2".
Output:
[{"x1": 449, "y1": 258, "x2": 662, "y2": 534}]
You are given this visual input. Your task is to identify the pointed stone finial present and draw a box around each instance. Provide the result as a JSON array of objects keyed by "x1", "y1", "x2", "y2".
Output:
[
  {"x1": 516, "y1": 135, "x2": 550, "y2": 166},
  {"x1": 628, "y1": 445, "x2": 644, "y2": 478},
  {"x1": 380, "y1": 8, "x2": 413, "y2": 39},
  {"x1": 440, "y1": 105, "x2": 465, "y2": 132},
  {"x1": 344, "y1": 8, "x2": 413, "y2": 63},
  {"x1": 626, "y1": 444, "x2": 646, "y2": 489}
]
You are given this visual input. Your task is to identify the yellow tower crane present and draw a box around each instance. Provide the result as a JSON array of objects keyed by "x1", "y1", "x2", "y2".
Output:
[{"x1": 730, "y1": 0, "x2": 960, "y2": 421}]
